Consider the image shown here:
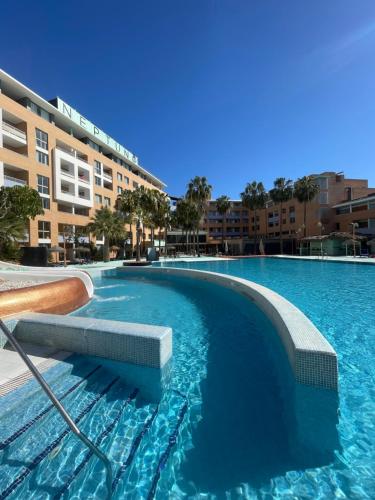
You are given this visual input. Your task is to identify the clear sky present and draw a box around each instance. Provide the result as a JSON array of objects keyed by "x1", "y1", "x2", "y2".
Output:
[{"x1": 1, "y1": 1, "x2": 375, "y2": 198}]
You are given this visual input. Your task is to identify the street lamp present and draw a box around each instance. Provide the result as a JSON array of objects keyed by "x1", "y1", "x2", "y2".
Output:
[
  {"x1": 317, "y1": 221, "x2": 325, "y2": 256},
  {"x1": 349, "y1": 222, "x2": 359, "y2": 257}
]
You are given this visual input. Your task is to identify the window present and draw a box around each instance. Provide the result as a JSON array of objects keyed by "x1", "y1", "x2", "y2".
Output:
[
  {"x1": 36, "y1": 150, "x2": 49, "y2": 165},
  {"x1": 369, "y1": 201, "x2": 375, "y2": 210},
  {"x1": 37, "y1": 175, "x2": 49, "y2": 195},
  {"x1": 38, "y1": 221, "x2": 51, "y2": 239},
  {"x1": 28, "y1": 100, "x2": 52, "y2": 122},
  {"x1": 104, "y1": 197, "x2": 111, "y2": 207},
  {"x1": 316, "y1": 177, "x2": 328, "y2": 190},
  {"x1": 336, "y1": 206, "x2": 350, "y2": 215},
  {"x1": 84, "y1": 138, "x2": 100, "y2": 152},
  {"x1": 336, "y1": 223, "x2": 340, "y2": 230},
  {"x1": 95, "y1": 176, "x2": 102, "y2": 186},
  {"x1": 289, "y1": 206, "x2": 295, "y2": 213},
  {"x1": 289, "y1": 217, "x2": 296, "y2": 223},
  {"x1": 369, "y1": 218, "x2": 375, "y2": 228},
  {"x1": 95, "y1": 194, "x2": 102, "y2": 205},
  {"x1": 94, "y1": 160, "x2": 102, "y2": 175},
  {"x1": 42, "y1": 198, "x2": 50, "y2": 210},
  {"x1": 133, "y1": 181, "x2": 139, "y2": 189},
  {"x1": 117, "y1": 186, "x2": 123, "y2": 195},
  {"x1": 319, "y1": 192, "x2": 328, "y2": 204},
  {"x1": 36, "y1": 129, "x2": 48, "y2": 150},
  {"x1": 75, "y1": 207, "x2": 89, "y2": 216},
  {"x1": 117, "y1": 172, "x2": 123, "y2": 182},
  {"x1": 124, "y1": 176, "x2": 129, "y2": 185},
  {"x1": 356, "y1": 220, "x2": 368, "y2": 229}
]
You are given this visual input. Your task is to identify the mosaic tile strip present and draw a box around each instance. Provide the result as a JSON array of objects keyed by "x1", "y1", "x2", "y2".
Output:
[
  {"x1": 14, "y1": 314, "x2": 172, "y2": 369},
  {"x1": 112, "y1": 404, "x2": 159, "y2": 492},
  {"x1": 56, "y1": 388, "x2": 139, "y2": 498},
  {"x1": 147, "y1": 394, "x2": 188, "y2": 500}
]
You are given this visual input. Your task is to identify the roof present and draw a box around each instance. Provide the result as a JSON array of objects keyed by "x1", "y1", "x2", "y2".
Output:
[
  {"x1": 302, "y1": 231, "x2": 364, "y2": 241},
  {"x1": 333, "y1": 193, "x2": 375, "y2": 208},
  {"x1": 0, "y1": 68, "x2": 166, "y2": 188}
]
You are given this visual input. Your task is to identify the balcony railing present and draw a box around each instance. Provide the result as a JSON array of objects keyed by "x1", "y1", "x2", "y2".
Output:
[
  {"x1": 60, "y1": 167, "x2": 75, "y2": 178},
  {"x1": 2, "y1": 122, "x2": 27, "y2": 142},
  {"x1": 4, "y1": 175, "x2": 27, "y2": 188},
  {"x1": 103, "y1": 172, "x2": 113, "y2": 182},
  {"x1": 56, "y1": 145, "x2": 88, "y2": 163},
  {"x1": 78, "y1": 174, "x2": 90, "y2": 184}
]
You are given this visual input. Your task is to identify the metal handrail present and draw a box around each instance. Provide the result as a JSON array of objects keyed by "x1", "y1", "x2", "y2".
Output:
[{"x1": 0, "y1": 319, "x2": 112, "y2": 499}]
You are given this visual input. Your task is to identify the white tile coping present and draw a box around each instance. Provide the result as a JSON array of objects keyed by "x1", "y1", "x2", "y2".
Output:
[
  {"x1": 118, "y1": 266, "x2": 338, "y2": 391},
  {"x1": 0, "y1": 261, "x2": 94, "y2": 298},
  {"x1": 12, "y1": 313, "x2": 172, "y2": 369}
]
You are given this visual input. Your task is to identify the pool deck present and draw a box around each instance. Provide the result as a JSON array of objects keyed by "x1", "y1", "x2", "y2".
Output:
[
  {"x1": 0, "y1": 342, "x2": 71, "y2": 397},
  {"x1": 272, "y1": 255, "x2": 375, "y2": 265}
]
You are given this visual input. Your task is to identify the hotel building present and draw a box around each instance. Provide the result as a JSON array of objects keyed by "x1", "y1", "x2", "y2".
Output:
[
  {"x1": 0, "y1": 69, "x2": 165, "y2": 253},
  {"x1": 203, "y1": 172, "x2": 375, "y2": 254}
]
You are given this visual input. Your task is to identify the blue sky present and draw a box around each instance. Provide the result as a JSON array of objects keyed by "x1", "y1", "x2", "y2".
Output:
[{"x1": 1, "y1": 0, "x2": 375, "y2": 198}]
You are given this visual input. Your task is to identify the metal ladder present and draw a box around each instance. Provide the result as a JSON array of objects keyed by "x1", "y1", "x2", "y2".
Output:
[{"x1": 0, "y1": 319, "x2": 113, "y2": 499}]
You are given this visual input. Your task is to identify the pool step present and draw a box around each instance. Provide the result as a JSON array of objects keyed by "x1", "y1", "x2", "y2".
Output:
[
  {"x1": 0, "y1": 363, "x2": 101, "y2": 451},
  {"x1": 0, "y1": 366, "x2": 118, "y2": 499},
  {"x1": 0, "y1": 354, "x2": 82, "y2": 427},
  {"x1": 0, "y1": 361, "x2": 189, "y2": 500}
]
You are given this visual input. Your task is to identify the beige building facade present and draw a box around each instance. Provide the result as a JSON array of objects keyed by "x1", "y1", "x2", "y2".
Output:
[
  {"x1": 203, "y1": 172, "x2": 375, "y2": 254},
  {"x1": 0, "y1": 69, "x2": 165, "y2": 253}
]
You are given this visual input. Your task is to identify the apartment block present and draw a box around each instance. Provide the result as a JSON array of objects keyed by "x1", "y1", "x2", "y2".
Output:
[
  {"x1": 333, "y1": 194, "x2": 375, "y2": 237},
  {"x1": 203, "y1": 172, "x2": 375, "y2": 254},
  {"x1": 0, "y1": 69, "x2": 165, "y2": 252}
]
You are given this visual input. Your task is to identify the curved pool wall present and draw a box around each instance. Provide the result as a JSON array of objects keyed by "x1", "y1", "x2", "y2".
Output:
[
  {"x1": 116, "y1": 265, "x2": 338, "y2": 391},
  {"x1": 103, "y1": 267, "x2": 339, "y2": 461}
]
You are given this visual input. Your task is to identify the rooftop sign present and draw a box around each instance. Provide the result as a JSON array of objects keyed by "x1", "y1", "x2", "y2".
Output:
[{"x1": 55, "y1": 97, "x2": 139, "y2": 166}]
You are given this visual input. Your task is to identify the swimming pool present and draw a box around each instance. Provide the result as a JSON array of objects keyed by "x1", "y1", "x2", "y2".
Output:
[
  {"x1": 0, "y1": 258, "x2": 373, "y2": 498},
  {"x1": 155, "y1": 257, "x2": 375, "y2": 497}
]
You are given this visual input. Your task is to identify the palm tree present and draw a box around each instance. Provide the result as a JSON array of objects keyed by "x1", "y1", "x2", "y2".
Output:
[
  {"x1": 186, "y1": 176, "x2": 212, "y2": 254},
  {"x1": 241, "y1": 181, "x2": 267, "y2": 254},
  {"x1": 294, "y1": 176, "x2": 320, "y2": 237},
  {"x1": 87, "y1": 207, "x2": 126, "y2": 262},
  {"x1": 175, "y1": 198, "x2": 200, "y2": 253},
  {"x1": 150, "y1": 190, "x2": 170, "y2": 254},
  {"x1": 216, "y1": 195, "x2": 231, "y2": 252},
  {"x1": 117, "y1": 189, "x2": 136, "y2": 254},
  {"x1": 131, "y1": 186, "x2": 150, "y2": 262},
  {"x1": 269, "y1": 177, "x2": 293, "y2": 254}
]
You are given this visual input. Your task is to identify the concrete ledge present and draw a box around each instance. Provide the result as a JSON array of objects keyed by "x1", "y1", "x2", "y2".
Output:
[
  {"x1": 117, "y1": 266, "x2": 338, "y2": 391},
  {"x1": 13, "y1": 313, "x2": 172, "y2": 369}
]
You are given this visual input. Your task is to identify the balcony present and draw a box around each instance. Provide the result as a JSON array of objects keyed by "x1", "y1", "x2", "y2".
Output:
[
  {"x1": 4, "y1": 175, "x2": 27, "y2": 188},
  {"x1": 103, "y1": 171, "x2": 113, "y2": 182},
  {"x1": 56, "y1": 143, "x2": 88, "y2": 164},
  {"x1": 78, "y1": 167, "x2": 90, "y2": 184},
  {"x1": 2, "y1": 121, "x2": 27, "y2": 147}
]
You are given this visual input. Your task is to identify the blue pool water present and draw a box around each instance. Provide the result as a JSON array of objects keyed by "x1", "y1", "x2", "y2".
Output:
[{"x1": 0, "y1": 258, "x2": 374, "y2": 498}]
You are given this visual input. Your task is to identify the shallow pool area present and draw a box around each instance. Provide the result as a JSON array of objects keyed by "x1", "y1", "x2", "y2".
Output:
[{"x1": 154, "y1": 257, "x2": 375, "y2": 497}]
